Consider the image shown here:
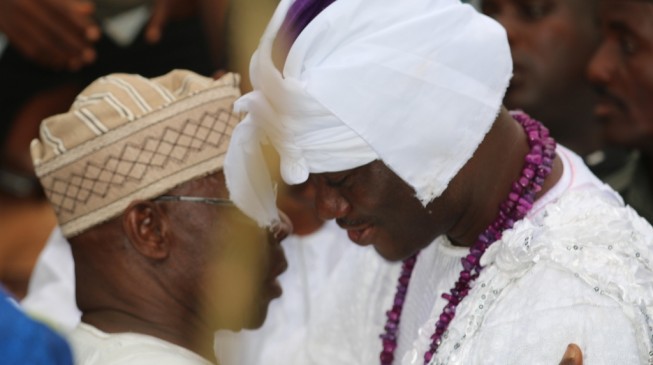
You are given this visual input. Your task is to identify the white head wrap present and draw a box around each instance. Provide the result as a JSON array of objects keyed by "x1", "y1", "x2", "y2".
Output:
[{"x1": 225, "y1": 0, "x2": 512, "y2": 227}]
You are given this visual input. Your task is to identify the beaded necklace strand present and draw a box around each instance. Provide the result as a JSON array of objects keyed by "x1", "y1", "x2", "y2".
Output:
[{"x1": 379, "y1": 112, "x2": 556, "y2": 365}]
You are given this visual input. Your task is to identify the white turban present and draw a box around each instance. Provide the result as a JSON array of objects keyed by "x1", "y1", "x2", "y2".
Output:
[{"x1": 225, "y1": 0, "x2": 512, "y2": 227}]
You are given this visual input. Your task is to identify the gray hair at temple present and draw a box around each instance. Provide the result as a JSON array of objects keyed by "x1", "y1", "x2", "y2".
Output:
[{"x1": 224, "y1": 0, "x2": 512, "y2": 227}]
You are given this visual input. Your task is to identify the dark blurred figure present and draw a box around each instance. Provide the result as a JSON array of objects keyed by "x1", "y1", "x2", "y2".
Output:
[
  {"x1": 480, "y1": 0, "x2": 633, "y2": 190},
  {"x1": 587, "y1": 0, "x2": 653, "y2": 223},
  {"x1": 0, "y1": 0, "x2": 228, "y2": 196}
]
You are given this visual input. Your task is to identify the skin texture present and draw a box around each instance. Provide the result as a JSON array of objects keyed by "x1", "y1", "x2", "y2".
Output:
[
  {"x1": 310, "y1": 108, "x2": 563, "y2": 262},
  {"x1": 70, "y1": 171, "x2": 289, "y2": 361},
  {"x1": 480, "y1": 0, "x2": 601, "y2": 155},
  {"x1": 587, "y1": 0, "x2": 653, "y2": 161},
  {"x1": 277, "y1": 181, "x2": 324, "y2": 236}
]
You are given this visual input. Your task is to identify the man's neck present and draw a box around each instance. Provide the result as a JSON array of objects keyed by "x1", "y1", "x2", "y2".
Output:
[{"x1": 446, "y1": 110, "x2": 562, "y2": 247}]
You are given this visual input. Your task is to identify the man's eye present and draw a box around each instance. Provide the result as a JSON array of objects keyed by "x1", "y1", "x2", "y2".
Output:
[
  {"x1": 620, "y1": 34, "x2": 637, "y2": 55},
  {"x1": 521, "y1": 1, "x2": 552, "y2": 20},
  {"x1": 325, "y1": 174, "x2": 349, "y2": 187}
]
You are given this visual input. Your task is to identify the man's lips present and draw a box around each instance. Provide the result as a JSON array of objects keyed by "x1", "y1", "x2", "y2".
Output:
[
  {"x1": 271, "y1": 251, "x2": 288, "y2": 279},
  {"x1": 594, "y1": 89, "x2": 628, "y2": 118},
  {"x1": 336, "y1": 218, "x2": 374, "y2": 245},
  {"x1": 267, "y1": 252, "x2": 287, "y2": 298}
]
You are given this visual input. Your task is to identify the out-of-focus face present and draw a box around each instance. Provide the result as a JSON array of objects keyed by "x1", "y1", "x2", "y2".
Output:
[
  {"x1": 481, "y1": 0, "x2": 599, "y2": 124},
  {"x1": 163, "y1": 172, "x2": 289, "y2": 331},
  {"x1": 310, "y1": 161, "x2": 461, "y2": 262},
  {"x1": 587, "y1": 0, "x2": 653, "y2": 149}
]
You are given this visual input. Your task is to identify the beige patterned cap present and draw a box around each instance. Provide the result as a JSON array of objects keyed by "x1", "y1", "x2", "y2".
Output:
[{"x1": 31, "y1": 70, "x2": 241, "y2": 238}]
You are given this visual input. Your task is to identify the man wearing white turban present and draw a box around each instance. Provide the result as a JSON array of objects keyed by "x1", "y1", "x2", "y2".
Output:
[{"x1": 225, "y1": 0, "x2": 653, "y2": 363}]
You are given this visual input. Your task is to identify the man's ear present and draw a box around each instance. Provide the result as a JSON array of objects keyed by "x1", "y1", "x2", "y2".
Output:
[{"x1": 123, "y1": 200, "x2": 170, "y2": 260}]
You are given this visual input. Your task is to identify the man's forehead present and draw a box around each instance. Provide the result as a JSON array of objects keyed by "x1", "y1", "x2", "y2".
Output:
[{"x1": 599, "y1": 0, "x2": 653, "y2": 37}]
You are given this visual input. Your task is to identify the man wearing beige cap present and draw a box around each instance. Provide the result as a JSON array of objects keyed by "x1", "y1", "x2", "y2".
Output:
[{"x1": 30, "y1": 70, "x2": 290, "y2": 364}]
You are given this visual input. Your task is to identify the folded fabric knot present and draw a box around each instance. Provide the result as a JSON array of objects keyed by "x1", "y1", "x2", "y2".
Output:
[{"x1": 225, "y1": 0, "x2": 512, "y2": 227}]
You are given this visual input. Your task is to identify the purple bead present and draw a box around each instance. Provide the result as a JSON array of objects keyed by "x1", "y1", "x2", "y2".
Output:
[
  {"x1": 399, "y1": 275, "x2": 410, "y2": 286},
  {"x1": 460, "y1": 271, "x2": 471, "y2": 281},
  {"x1": 543, "y1": 157, "x2": 552, "y2": 166},
  {"x1": 538, "y1": 166, "x2": 552, "y2": 176},
  {"x1": 444, "y1": 303, "x2": 456, "y2": 314},
  {"x1": 523, "y1": 168, "x2": 535, "y2": 179},
  {"x1": 466, "y1": 254, "x2": 479, "y2": 265},
  {"x1": 525, "y1": 153, "x2": 542, "y2": 164},
  {"x1": 387, "y1": 310, "x2": 399, "y2": 322},
  {"x1": 532, "y1": 144, "x2": 542, "y2": 154},
  {"x1": 380, "y1": 351, "x2": 394, "y2": 364},
  {"x1": 383, "y1": 339, "x2": 397, "y2": 352},
  {"x1": 424, "y1": 351, "x2": 433, "y2": 363},
  {"x1": 461, "y1": 257, "x2": 474, "y2": 271},
  {"x1": 516, "y1": 204, "x2": 529, "y2": 215},
  {"x1": 512, "y1": 181, "x2": 523, "y2": 194},
  {"x1": 381, "y1": 333, "x2": 396, "y2": 341},
  {"x1": 505, "y1": 200, "x2": 516, "y2": 210},
  {"x1": 517, "y1": 198, "x2": 533, "y2": 210},
  {"x1": 384, "y1": 322, "x2": 398, "y2": 331}
]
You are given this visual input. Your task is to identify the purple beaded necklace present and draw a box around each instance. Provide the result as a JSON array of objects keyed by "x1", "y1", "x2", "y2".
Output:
[{"x1": 379, "y1": 112, "x2": 556, "y2": 365}]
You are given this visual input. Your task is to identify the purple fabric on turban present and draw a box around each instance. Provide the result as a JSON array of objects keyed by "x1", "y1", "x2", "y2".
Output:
[{"x1": 273, "y1": 0, "x2": 337, "y2": 69}]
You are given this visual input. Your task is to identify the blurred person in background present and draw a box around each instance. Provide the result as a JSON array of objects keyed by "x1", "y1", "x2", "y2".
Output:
[
  {"x1": 30, "y1": 70, "x2": 289, "y2": 364},
  {"x1": 0, "y1": 286, "x2": 73, "y2": 365},
  {"x1": 479, "y1": 0, "x2": 634, "y2": 192},
  {"x1": 587, "y1": 0, "x2": 653, "y2": 223}
]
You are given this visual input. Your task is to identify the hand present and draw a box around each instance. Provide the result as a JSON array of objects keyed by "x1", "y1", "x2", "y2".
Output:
[
  {"x1": 144, "y1": 0, "x2": 199, "y2": 44},
  {"x1": 559, "y1": 344, "x2": 583, "y2": 365},
  {"x1": 0, "y1": 0, "x2": 100, "y2": 71}
]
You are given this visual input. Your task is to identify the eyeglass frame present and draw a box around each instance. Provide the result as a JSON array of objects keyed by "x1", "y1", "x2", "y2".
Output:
[
  {"x1": 152, "y1": 195, "x2": 235, "y2": 206},
  {"x1": 152, "y1": 195, "x2": 284, "y2": 238}
]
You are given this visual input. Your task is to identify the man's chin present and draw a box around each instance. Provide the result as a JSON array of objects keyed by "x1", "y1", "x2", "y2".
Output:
[{"x1": 373, "y1": 243, "x2": 415, "y2": 263}]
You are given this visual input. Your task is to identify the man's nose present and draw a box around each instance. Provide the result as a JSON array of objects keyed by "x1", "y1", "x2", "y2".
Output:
[
  {"x1": 312, "y1": 180, "x2": 351, "y2": 220},
  {"x1": 587, "y1": 40, "x2": 616, "y2": 86}
]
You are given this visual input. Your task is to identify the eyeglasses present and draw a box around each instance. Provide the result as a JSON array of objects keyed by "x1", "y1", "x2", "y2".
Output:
[
  {"x1": 153, "y1": 195, "x2": 284, "y2": 238},
  {"x1": 153, "y1": 195, "x2": 235, "y2": 207}
]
